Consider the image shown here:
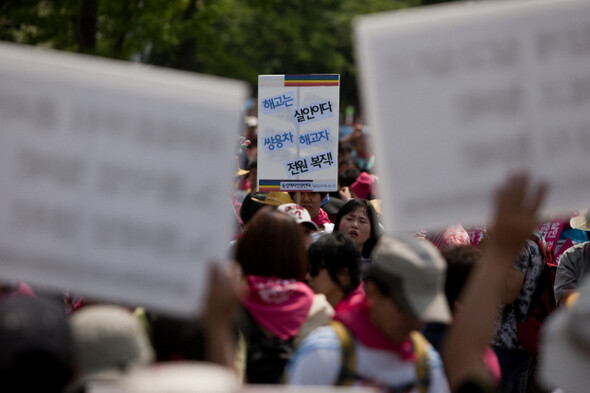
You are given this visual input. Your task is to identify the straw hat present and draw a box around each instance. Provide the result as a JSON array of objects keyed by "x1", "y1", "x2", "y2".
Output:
[
  {"x1": 570, "y1": 210, "x2": 590, "y2": 231},
  {"x1": 251, "y1": 192, "x2": 294, "y2": 207}
]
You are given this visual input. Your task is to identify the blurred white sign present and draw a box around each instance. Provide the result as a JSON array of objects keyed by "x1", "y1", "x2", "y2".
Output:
[
  {"x1": 243, "y1": 386, "x2": 379, "y2": 393},
  {"x1": 355, "y1": 0, "x2": 590, "y2": 232},
  {"x1": 0, "y1": 42, "x2": 248, "y2": 316},
  {"x1": 257, "y1": 75, "x2": 339, "y2": 192}
]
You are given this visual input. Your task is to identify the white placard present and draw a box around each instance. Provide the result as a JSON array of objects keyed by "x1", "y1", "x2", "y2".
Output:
[
  {"x1": 0, "y1": 42, "x2": 248, "y2": 316},
  {"x1": 257, "y1": 75, "x2": 340, "y2": 192},
  {"x1": 243, "y1": 386, "x2": 379, "y2": 393},
  {"x1": 355, "y1": 0, "x2": 590, "y2": 232}
]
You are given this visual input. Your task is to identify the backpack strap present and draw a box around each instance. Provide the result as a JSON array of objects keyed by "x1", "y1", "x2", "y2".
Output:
[
  {"x1": 410, "y1": 331, "x2": 432, "y2": 393},
  {"x1": 331, "y1": 321, "x2": 432, "y2": 393},
  {"x1": 330, "y1": 320, "x2": 356, "y2": 386}
]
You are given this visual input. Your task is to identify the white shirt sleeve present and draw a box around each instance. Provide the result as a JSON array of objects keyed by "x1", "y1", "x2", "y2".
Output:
[{"x1": 286, "y1": 326, "x2": 341, "y2": 385}]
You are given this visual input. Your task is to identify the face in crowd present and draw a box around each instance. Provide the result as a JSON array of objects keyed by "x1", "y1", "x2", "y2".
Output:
[
  {"x1": 305, "y1": 232, "x2": 360, "y2": 308},
  {"x1": 337, "y1": 206, "x2": 372, "y2": 250},
  {"x1": 306, "y1": 264, "x2": 345, "y2": 307},
  {"x1": 291, "y1": 192, "x2": 323, "y2": 219},
  {"x1": 365, "y1": 280, "x2": 424, "y2": 344}
]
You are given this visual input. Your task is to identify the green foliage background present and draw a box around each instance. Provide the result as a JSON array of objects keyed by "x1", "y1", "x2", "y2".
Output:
[{"x1": 0, "y1": 0, "x2": 457, "y2": 116}]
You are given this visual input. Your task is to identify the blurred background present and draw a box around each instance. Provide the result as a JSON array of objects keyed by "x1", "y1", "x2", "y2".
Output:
[{"x1": 0, "y1": 0, "x2": 459, "y2": 119}]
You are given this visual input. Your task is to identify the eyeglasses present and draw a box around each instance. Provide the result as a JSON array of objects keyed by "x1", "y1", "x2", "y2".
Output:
[{"x1": 308, "y1": 263, "x2": 326, "y2": 277}]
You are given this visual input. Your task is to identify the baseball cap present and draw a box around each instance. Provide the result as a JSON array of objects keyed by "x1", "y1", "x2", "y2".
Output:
[
  {"x1": 364, "y1": 235, "x2": 451, "y2": 323},
  {"x1": 277, "y1": 203, "x2": 318, "y2": 231}
]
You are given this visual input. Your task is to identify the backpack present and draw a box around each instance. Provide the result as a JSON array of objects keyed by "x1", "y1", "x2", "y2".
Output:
[
  {"x1": 240, "y1": 309, "x2": 294, "y2": 384},
  {"x1": 330, "y1": 320, "x2": 431, "y2": 393},
  {"x1": 516, "y1": 233, "x2": 558, "y2": 355}
]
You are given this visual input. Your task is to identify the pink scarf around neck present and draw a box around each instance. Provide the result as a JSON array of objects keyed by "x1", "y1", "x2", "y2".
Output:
[
  {"x1": 334, "y1": 299, "x2": 415, "y2": 361},
  {"x1": 242, "y1": 275, "x2": 314, "y2": 340},
  {"x1": 312, "y1": 208, "x2": 331, "y2": 228}
]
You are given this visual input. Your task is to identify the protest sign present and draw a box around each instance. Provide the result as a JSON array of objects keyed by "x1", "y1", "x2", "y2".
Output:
[
  {"x1": 257, "y1": 74, "x2": 340, "y2": 192},
  {"x1": 243, "y1": 386, "x2": 378, "y2": 393},
  {"x1": 354, "y1": 0, "x2": 590, "y2": 232},
  {"x1": 0, "y1": 42, "x2": 248, "y2": 316}
]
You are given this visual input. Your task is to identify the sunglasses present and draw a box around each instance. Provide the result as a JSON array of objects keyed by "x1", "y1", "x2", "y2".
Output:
[{"x1": 308, "y1": 262, "x2": 327, "y2": 277}]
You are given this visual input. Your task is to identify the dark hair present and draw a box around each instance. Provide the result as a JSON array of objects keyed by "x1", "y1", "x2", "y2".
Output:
[
  {"x1": 236, "y1": 207, "x2": 308, "y2": 281},
  {"x1": 240, "y1": 192, "x2": 267, "y2": 225},
  {"x1": 288, "y1": 191, "x2": 328, "y2": 201},
  {"x1": 338, "y1": 168, "x2": 361, "y2": 188},
  {"x1": 150, "y1": 313, "x2": 239, "y2": 363},
  {"x1": 338, "y1": 141, "x2": 353, "y2": 155},
  {"x1": 334, "y1": 198, "x2": 380, "y2": 259},
  {"x1": 247, "y1": 160, "x2": 257, "y2": 171},
  {"x1": 308, "y1": 232, "x2": 361, "y2": 295},
  {"x1": 442, "y1": 244, "x2": 481, "y2": 312},
  {"x1": 0, "y1": 297, "x2": 74, "y2": 393}
]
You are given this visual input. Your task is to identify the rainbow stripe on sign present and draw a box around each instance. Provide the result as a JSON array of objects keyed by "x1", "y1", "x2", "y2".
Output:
[
  {"x1": 284, "y1": 74, "x2": 339, "y2": 87},
  {"x1": 258, "y1": 180, "x2": 314, "y2": 192},
  {"x1": 258, "y1": 180, "x2": 282, "y2": 192}
]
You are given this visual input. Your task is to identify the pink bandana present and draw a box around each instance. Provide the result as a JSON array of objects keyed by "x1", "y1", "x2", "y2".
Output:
[
  {"x1": 242, "y1": 275, "x2": 314, "y2": 340},
  {"x1": 334, "y1": 299, "x2": 415, "y2": 361},
  {"x1": 334, "y1": 283, "x2": 366, "y2": 314},
  {"x1": 312, "y1": 208, "x2": 331, "y2": 229},
  {"x1": 483, "y1": 346, "x2": 501, "y2": 385}
]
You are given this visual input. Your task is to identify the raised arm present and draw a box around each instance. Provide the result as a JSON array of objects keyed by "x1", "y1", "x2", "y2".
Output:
[{"x1": 442, "y1": 174, "x2": 547, "y2": 392}]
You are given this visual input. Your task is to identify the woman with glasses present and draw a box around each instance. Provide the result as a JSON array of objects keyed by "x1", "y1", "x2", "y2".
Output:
[{"x1": 306, "y1": 232, "x2": 365, "y2": 313}]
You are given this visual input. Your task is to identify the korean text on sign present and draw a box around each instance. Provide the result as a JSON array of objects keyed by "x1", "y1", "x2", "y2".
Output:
[
  {"x1": 298, "y1": 128, "x2": 331, "y2": 148},
  {"x1": 292, "y1": 100, "x2": 334, "y2": 126},
  {"x1": 261, "y1": 91, "x2": 296, "y2": 115},
  {"x1": 285, "y1": 151, "x2": 335, "y2": 178},
  {"x1": 262, "y1": 131, "x2": 295, "y2": 153}
]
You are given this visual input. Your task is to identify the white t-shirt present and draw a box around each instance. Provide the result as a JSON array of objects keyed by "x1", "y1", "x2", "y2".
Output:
[{"x1": 286, "y1": 325, "x2": 450, "y2": 393}]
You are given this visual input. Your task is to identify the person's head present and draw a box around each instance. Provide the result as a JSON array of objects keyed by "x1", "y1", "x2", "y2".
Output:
[
  {"x1": 442, "y1": 244, "x2": 481, "y2": 313},
  {"x1": 363, "y1": 236, "x2": 451, "y2": 343},
  {"x1": 252, "y1": 192, "x2": 294, "y2": 207},
  {"x1": 338, "y1": 168, "x2": 361, "y2": 189},
  {"x1": 68, "y1": 304, "x2": 154, "y2": 391},
  {"x1": 0, "y1": 296, "x2": 74, "y2": 393},
  {"x1": 338, "y1": 157, "x2": 360, "y2": 174},
  {"x1": 306, "y1": 232, "x2": 361, "y2": 307},
  {"x1": 349, "y1": 128, "x2": 370, "y2": 155},
  {"x1": 247, "y1": 160, "x2": 257, "y2": 191},
  {"x1": 276, "y1": 203, "x2": 318, "y2": 249},
  {"x1": 289, "y1": 192, "x2": 327, "y2": 219},
  {"x1": 239, "y1": 192, "x2": 267, "y2": 226},
  {"x1": 246, "y1": 138, "x2": 257, "y2": 163},
  {"x1": 235, "y1": 207, "x2": 308, "y2": 281},
  {"x1": 244, "y1": 116, "x2": 257, "y2": 141},
  {"x1": 334, "y1": 198, "x2": 380, "y2": 258},
  {"x1": 150, "y1": 314, "x2": 206, "y2": 362},
  {"x1": 349, "y1": 172, "x2": 375, "y2": 200},
  {"x1": 570, "y1": 209, "x2": 590, "y2": 231},
  {"x1": 338, "y1": 141, "x2": 354, "y2": 161}
]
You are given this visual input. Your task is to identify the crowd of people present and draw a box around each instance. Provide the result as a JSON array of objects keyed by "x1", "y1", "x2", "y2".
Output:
[{"x1": 1, "y1": 119, "x2": 590, "y2": 393}]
